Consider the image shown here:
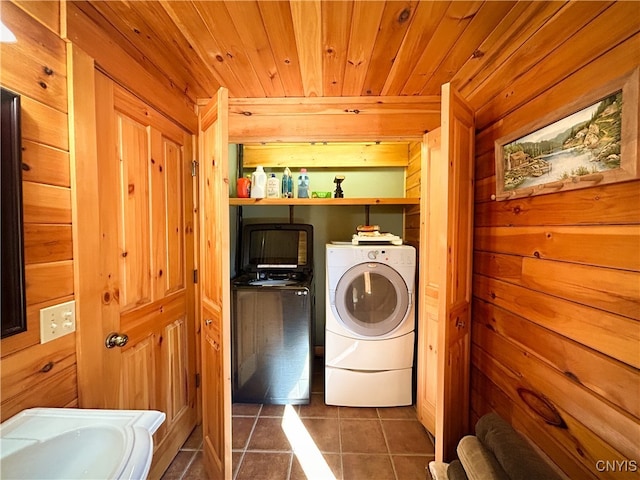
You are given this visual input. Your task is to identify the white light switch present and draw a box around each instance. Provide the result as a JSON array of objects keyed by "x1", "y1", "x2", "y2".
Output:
[{"x1": 40, "y1": 300, "x2": 76, "y2": 343}]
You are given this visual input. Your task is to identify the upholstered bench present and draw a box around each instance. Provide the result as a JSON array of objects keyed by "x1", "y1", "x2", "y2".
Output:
[{"x1": 429, "y1": 413, "x2": 563, "y2": 480}]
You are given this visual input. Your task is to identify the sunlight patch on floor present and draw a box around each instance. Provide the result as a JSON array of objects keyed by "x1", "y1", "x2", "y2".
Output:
[{"x1": 281, "y1": 404, "x2": 337, "y2": 480}]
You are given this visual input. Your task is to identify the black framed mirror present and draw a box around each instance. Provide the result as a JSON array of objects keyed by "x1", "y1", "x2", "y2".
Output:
[{"x1": 1, "y1": 87, "x2": 27, "y2": 338}]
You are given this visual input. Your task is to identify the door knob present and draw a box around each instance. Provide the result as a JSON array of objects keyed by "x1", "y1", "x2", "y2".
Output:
[{"x1": 105, "y1": 332, "x2": 129, "y2": 349}]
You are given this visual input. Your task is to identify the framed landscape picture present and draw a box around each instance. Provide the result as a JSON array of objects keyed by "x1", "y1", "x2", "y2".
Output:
[{"x1": 494, "y1": 68, "x2": 639, "y2": 201}]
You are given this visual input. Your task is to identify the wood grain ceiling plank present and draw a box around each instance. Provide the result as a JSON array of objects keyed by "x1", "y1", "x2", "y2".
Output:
[
  {"x1": 341, "y1": 1, "x2": 386, "y2": 96},
  {"x1": 457, "y1": 1, "x2": 568, "y2": 102},
  {"x1": 321, "y1": 1, "x2": 353, "y2": 97},
  {"x1": 159, "y1": 1, "x2": 245, "y2": 98},
  {"x1": 82, "y1": 1, "x2": 206, "y2": 102},
  {"x1": 119, "y1": 1, "x2": 216, "y2": 100},
  {"x1": 475, "y1": 2, "x2": 639, "y2": 128},
  {"x1": 420, "y1": 1, "x2": 516, "y2": 96},
  {"x1": 450, "y1": 1, "x2": 547, "y2": 97},
  {"x1": 191, "y1": 1, "x2": 266, "y2": 97},
  {"x1": 381, "y1": 1, "x2": 450, "y2": 96},
  {"x1": 257, "y1": 1, "x2": 304, "y2": 97},
  {"x1": 400, "y1": 0, "x2": 483, "y2": 96},
  {"x1": 361, "y1": 1, "x2": 419, "y2": 96},
  {"x1": 465, "y1": 1, "x2": 611, "y2": 110},
  {"x1": 290, "y1": 0, "x2": 323, "y2": 97},
  {"x1": 224, "y1": 1, "x2": 285, "y2": 97}
]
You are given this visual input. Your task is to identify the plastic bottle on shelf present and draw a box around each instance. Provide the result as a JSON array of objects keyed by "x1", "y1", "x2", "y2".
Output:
[
  {"x1": 281, "y1": 167, "x2": 293, "y2": 198},
  {"x1": 297, "y1": 168, "x2": 310, "y2": 198},
  {"x1": 266, "y1": 173, "x2": 280, "y2": 198},
  {"x1": 250, "y1": 166, "x2": 267, "y2": 198}
]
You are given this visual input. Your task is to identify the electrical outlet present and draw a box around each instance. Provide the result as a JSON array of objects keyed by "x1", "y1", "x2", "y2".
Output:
[{"x1": 40, "y1": 300, "x2": 76, "y2": 344}]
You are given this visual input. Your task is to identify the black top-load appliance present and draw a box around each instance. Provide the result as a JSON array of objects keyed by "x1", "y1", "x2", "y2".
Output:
[{"x1": 232, "y1": 223, "x2": 314, "y2": 404}]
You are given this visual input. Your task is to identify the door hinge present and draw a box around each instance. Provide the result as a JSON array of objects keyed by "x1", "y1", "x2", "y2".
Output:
[
  {"x1": 195, "y1": 373, "x2": 201, "y2": 388},
  {"x1": 191, "y1": 160, "x2": 199, "y2": 177},
  {"x1": 193, "y1": 269, "x2": 198, "y2": 284}
]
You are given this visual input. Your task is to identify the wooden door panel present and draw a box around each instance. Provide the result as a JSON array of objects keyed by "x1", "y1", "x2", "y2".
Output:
[
  {"x1": 437, "y1": 84, "x2": 475, "y2": 461},
  {"x1": 163, "y1": 137, "x2": 185, "y2": 294},
  {"x1": 119, "y1": 336, "x2": 156, "y2": 410},
  {"x1": 117, "y1": 113, "x2": 151, "y2": 310},
  {"x1": 93, "y1": 72, "x2": 197, "y2": 478},
  {"x1": 199, "y1": 89, "x2": 231, "y2": 480},
  {"x1": 417, "y1": 128, "x2": 443, "y2": 435},
  {"x1": 150, "y1": 129, "x2": 168, "y2": 302},
  {"x1": 162, "y1": 317, "x2": 189, "y2": 423}
]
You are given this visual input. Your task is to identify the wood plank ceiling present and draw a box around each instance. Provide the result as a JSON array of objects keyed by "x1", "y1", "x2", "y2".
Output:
[{"x1": 73, "y1": 0, "x2": 624, "y2": 109}]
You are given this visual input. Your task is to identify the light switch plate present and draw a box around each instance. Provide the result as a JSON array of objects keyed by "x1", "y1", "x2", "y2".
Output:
[{"x1": 40, "y1": 300, "x2": 76, "y2": 344}]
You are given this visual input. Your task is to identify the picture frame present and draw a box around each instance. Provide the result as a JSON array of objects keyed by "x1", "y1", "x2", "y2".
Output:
[{"x1": 493, "y1": 68, "x2": 639, "y2": 201}]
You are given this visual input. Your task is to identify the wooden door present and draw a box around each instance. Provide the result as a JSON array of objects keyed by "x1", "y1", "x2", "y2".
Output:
[
  {"x1": 198, "y1": 88, "x2": 232, "y2": 480},
  {"x1": 416, "y1": 127, "x2": 443, "y2": 435},
  {"x1": 94, "y1": 72, "x2": 197, "y2": 477},
  {"x1": 416, "y1": 84, "x2": 475, "y2": 462}
]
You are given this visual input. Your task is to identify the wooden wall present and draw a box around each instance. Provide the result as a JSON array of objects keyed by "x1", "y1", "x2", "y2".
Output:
[
  {"x1": 0, "y1": 1, "x2": 77, "y2": 420},
  {"x1": 469, "y1": 3, "x2": 640, "y2": 478}
]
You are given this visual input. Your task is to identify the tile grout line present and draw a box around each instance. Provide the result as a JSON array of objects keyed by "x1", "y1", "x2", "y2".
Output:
[
  {"x1": 233, "y1": 404, "x2": 263, "y2": 480},
  {"x1": 377, "y1": 412, "x2": 400, "y2": 480}
]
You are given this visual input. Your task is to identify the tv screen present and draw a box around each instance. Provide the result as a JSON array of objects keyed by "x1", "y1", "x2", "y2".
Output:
[{"x1": 241, "y1": 224, "x2": 313, "y2": 272}]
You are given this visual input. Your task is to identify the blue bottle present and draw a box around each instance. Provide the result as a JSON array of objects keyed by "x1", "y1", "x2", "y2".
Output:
[
  {"x1": 281, "y1": 167, "x2": 293, "y2": 198},
  {"x1": 297, "y1": 168, "x2": 309, "y2": 198}
]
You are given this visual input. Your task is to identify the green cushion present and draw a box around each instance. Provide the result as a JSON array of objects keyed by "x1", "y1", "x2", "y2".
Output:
[
  {"x1": 457, "y1": 435, "x2": 510, "y2": 480},
  {"x1": 476, "y1": 413, "x2": 562, "y2": 480},
  {"x1": 447, "y1": 459, "x2": 469, "y2": 480}
]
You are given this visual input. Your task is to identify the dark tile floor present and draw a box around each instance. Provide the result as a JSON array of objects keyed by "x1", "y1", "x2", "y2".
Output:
[{"x1": 162, "y1": 359, "x2": 435, "y2": 480}]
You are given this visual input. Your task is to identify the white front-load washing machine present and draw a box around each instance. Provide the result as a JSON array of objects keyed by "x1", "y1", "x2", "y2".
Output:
[{"x1": 325, "y1": 244, "x2": 416, "y2": 407}]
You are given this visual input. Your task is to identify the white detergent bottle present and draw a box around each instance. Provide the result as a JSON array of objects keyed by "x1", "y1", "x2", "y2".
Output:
[
  {"x1": 297, "y1": 168, "x2": 310, "y2": 198},
  {"x1": 266, "y1": 173, "x2": 280, "y2": 198},
  {"x1": 250, "y1": 166, "x2": 267, "y2": 198}
]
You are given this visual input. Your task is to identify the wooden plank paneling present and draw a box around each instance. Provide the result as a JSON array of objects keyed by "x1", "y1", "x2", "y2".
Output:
[
  {"x1": 472, "y1": 332, "x2": 638, "y2": 463},
  {"x1": 475, "y1": 181, "x2": 640, "y2": 227},
  {"x1": 290, "y1": 0, "x2": 322, "y2": 97},
  {"x1": 25, "y1": 260, "x2": 74, "y2": 306},
  {"x1": 257, "y1": 1, "x2": 304, "y2": 97},
  {"x1": 362, "y1": 1, "x2": 418, "y2": 97},
  {"x1": 223, "y1": 1, "x2": 285, "y2": 97},
  {"x1": 473, "y1": 273, "x2": 640, "y2": 369},
  {"x1": 243, "y1": 142, "x2": 409, "y2": 168},
  {"x1": 22, "y1": 182, "x2": 71, "y2": 224},
  {"x1": 0, "y1": 332, "x2": 76, "y2": 402},
  {"x1": 24, "y1": 224, "x2": 73, "y2": 264},
  {"x1": 20, "y1": 96, "x2": 68, "y2": 150},
  {"x1": 474, "y1": 299, "x2": 639, "y2": 419},
  {"x1": 381, "y1": 1, "x2": 448, "y2": 95},
  {"x1": 341, "y1": 1, "x2": 384, "y2": 97},
  {"x1": 475, "y1": 225, "x2": 640, "y2": 272},
  {"x1": 475, "y1": 251, "x2": 639, "y2": 320},
  {"x1": 320, "y1": 1, "x2": 352, "y2": 97},
  {"x1": 0, "y1": 365, "x2": 77, "y2": 421},
  {"x1": 22, "y1": 140, "x2": 70, "y2": 188},
  {"x1": 13, "y1": 1, "x2": 61, "y2": 35},
  {"x1": 65, "y1": 2, "x2": 197, "y2": 133},
  {"x1": 228, "y1": 96, "x2": 440, "y2": 142},
  {"x1": 0, "y1": 1, "x2": 66, "y2": 109},
  {"x1": 401, "y1": 1, "x2": 483, "y2": 96},
  {"x1": 472, "y1": 24, "x2": 639, "y2": 469}
]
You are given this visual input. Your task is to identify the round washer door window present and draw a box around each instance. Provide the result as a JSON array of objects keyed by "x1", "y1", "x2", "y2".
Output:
[{"x1": 334, "y1": 262, "x2": 410, "y2": 337}]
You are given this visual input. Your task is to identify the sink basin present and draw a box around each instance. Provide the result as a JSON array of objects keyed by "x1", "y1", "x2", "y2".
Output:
[{"x1": 0, "y1": 408, "x2": 165, "y2": 480}]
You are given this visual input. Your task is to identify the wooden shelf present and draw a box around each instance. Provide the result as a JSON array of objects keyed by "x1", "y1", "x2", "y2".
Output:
[{"x1": 228, "y1": 197, "x2": 420, "y2": 206}]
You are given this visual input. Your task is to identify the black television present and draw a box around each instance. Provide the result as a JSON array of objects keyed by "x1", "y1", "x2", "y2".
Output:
[
  {"x1": 240, "y1": 223, "x2": 313, "y2": 273},
  {"x1": 1, "y1": 87, "x2": 26, "y2": 338}
]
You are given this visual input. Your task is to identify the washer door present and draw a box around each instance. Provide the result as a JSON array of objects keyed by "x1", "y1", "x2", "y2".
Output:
[{"x1": 334, "y1": 262, "x2": 410, "y2": 337}]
